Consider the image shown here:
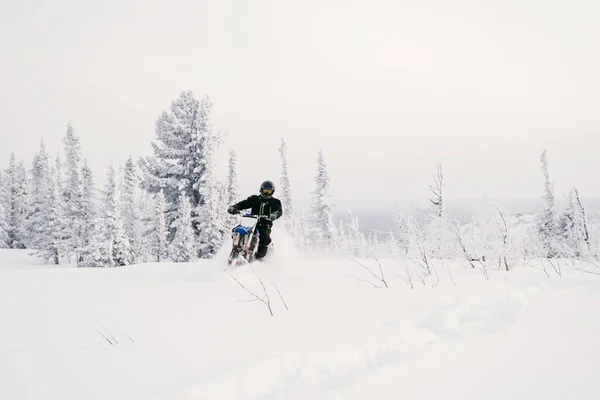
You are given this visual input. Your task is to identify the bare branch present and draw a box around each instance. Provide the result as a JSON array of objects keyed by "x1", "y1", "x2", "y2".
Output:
[
  {"x1": 446, "y1": 216, "x2": 488, "y2": 280},
  {"x1": 346, "y1": 255, "x2": 389, "y2": 288},
  {"x1": 367, "y1": 247, "x2": 389, "y2": 288},
  {"x1": 573, "y1": 187, "x2": 594, "y2": 257},
  {"x1": 229, "y1": 269, "x2": 273, "y2": 316},
  {"x1": 581, "y1": 269, "x2": 600, "y2": 276},
  {"x1": 273, "y1": 281, "x2": 289, "y2": 310},
  {"x1": 349, "y1": 273, "x2": 380, "y2": 288}
]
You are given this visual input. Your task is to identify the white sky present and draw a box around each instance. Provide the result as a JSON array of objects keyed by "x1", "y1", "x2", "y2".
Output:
[{"x1": 1, "y1": 0, "x2": 598, "y2": 202}]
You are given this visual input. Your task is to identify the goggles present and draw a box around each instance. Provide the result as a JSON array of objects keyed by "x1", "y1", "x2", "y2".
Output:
[{"x1": 261, "y1": 188, "x2": 274, "y2": 195}]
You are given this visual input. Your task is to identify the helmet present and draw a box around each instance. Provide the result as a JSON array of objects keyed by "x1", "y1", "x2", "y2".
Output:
[{"x1": 259, "y1": 180, "x2": 275, "y2": 198}]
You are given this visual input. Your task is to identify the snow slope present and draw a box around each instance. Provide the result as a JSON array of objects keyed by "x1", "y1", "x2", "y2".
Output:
[{"x1": 2, "y1": 236, "x2": 600, "y2": 399}]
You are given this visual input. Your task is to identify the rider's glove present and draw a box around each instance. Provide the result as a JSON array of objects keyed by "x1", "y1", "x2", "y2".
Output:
[
  {"x1": 227, "y1": 206, "x2": 237, "y2": 215},
  {"x1": 269, "y1": 212, "x2": 278, "y2": 220}
]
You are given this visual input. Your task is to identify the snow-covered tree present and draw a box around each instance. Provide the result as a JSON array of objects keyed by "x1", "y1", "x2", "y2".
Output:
[
  {"x1": 135, "y1": 189, "x2": 154, "y2": 263},
  {"x1": 422, "y1": 163, "x2": 456, "y2": 259},
  {"x1": 33, "y1": 159, "x2": 68, "y2": 264},
  {"x1": 367, "y1": 231, "x2": 379, "y2": 253},
  {"x1": 279, "y1": 137, "x2": 295, "y2": 233},
  {"x1": 150, "y1": 190, "x2": 168, "y2": 262},
  {"x1": 0, "y1": 175, "x2": 8, "y2": 248},
  {"x1": 120, "y1": 156, "x2": 143, "y2": 263},
  {"x1": 308, "y1": 149, "x2": 336, "y2": 251},
  {"x1": 537, "y1": 149, "x2": 559, "y2": 257},
  {"x1": 2, "y1": 154, "x2": 28, "y2": 248},
  {"x1": 572, "y1": 187, "x2": 593, "y2": 256},
  {"x1": 78, "y1": 224, "x2": 107, "y2": 267},
  {"x1": 195, "y1": 103, "x2": 227, "y2": 258},
  {"x1": 463, "y1": 198, "x2": 515, "y2": 271},
  {"x1": 61, "y1": 122, "x2": 86, "y2": 260},
  {"x1": 297, "y1": 210, "x2": 311, "y2": 252},
  {"x1": 23, "y1": 140, "x2": 52, "y2": 248},
  {"x1": 170, "y1": 192, "x2": 196, "y2": 262},
  {"x1": 334, "y1": 218, "x2": 348, "y2": 255},
  {"x1": 345, "y1": 209, "x2": 366, "y2": 257},
  {"x1": 139, "y1": 91, "x2": 219, "y2": 241},
  {"x1": 101, "y1": 161, "x2": 131, "y2": 267},
  {"x1": 225, "y1": 150, "x2": 240, "y2": 227},
  {"x1": 78, "y1": 159, "x2": 97, "y2": 264},
  {"x1": 558, "y1": 187, "x2": 590, "y2": 258},
  {"x1": 387, "y1": 231, "x2": 400, "y2": 259},
  {"x1": 394, "y1": 211, "x2": 434, "y2": 276}
]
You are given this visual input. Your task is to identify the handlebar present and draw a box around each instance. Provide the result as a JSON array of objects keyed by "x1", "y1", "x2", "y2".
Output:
[{"x1": 236, "y1": 212, "x2": 271, "y2": 220}]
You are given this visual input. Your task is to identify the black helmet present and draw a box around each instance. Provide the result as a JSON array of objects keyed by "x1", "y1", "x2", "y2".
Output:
[{"x1": 259, "y1": 180, "x2": 275, "y2": 198}]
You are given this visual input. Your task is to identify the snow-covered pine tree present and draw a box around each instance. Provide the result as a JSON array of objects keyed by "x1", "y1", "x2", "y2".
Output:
[
  {"x1": 120, "y1": 155, "x2": 143, "y2": 264},
  {"x1": 170, "y1": 192, "x2": 196, "y2": 262},
  {"x1": 308, "y1": 149, "x2": 336, "y2": 251},
  {"x1": 136, "y1": 189, "x2": 154, "y2": 263},
  {"x1": 53, "y1": 150, "x2": 71, "y2": 259},
  {"x1": 139, "y1": 91, "x2": 219, "y2": 242},
  {"x1": 150, "y1": 189, "x2": 168, "y2": 262},
  {"x1": 558, "y1": 187, "x2": 589, "y2": 258},
  {"x1": 61, "y1": 122, "x2": 87, "y2": 261},
  {"x1": 194, "y1": 99, "x2": 227, "y2": 258},
  {"x1": 279, "y1": 137, "x2": 295, "y2": 233},
  {"x1": 334, "y1": 218, "x2": 348, "y2": 255},
  {"x1": 537, "y1": 149, "x2": 559, "y2": 258},
  {"x1": 101, "y1": 161, "x2": 131, "y2": 267},
  {"x1": 297, "y1": 210, "x2": 311, "y2": 252},
  {"x1": 367, "y1": 231, "x2": 379, "y2": 254},
  {"x1": 24, "y1": 139, "x2": 52, "y2": 249},
  {"x1": 225, "y1": 150, "x2": 240, "y2": 227},
  {"x1": 387, "y1": 231, "x2": 399, "y2": 259},
  {"x1": 34, "y1": 157, "x2": 68, "y2": 264},
  {"x1": 0, "y1": 171, "x2": 8, "y2": 248},
  {"x1": 78, "y1": 158, "x2": 97, "y2": 264},
  {"x1": 78, "y1": 224, "x2": 107, "y2": 267},
  {"x1": 17, "y1": 160, "x2": 30, "y2": 227},
  {"x1": 345, "y1": 209, "x2": 365, "y2": 257},
  {"x1": 2, "y1": 154, "x2": 28, "y2": 249}
]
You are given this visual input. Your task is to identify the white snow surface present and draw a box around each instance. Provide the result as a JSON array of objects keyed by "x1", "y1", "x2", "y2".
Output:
[{"x1": 2, "y1": 232, "x2": 600, "y2": 399}]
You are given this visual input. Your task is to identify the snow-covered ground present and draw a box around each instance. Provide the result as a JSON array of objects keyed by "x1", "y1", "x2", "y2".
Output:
[{"x1": 2, "y1": 234, "x2": 600, "y2": 400}]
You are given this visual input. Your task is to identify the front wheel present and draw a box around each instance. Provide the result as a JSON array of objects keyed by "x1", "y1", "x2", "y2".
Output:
[{"x1": 228, "y1": 249, "x2": 240, "y2": 265}]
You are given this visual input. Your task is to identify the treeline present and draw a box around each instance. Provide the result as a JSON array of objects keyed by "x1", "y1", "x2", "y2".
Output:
[{"x1": 0, "y1": 91, "x2": 597, "y2": 271}]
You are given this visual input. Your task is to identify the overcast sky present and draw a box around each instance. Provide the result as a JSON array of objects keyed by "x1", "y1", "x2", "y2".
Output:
[{"x1": 1, "y1": 0, "x2": 598, "y2": 203}]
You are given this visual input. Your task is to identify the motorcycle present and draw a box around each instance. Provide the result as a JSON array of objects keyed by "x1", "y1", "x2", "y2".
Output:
[{"x1": 227, "y1": 213, "x2": 271, "y2": 266}]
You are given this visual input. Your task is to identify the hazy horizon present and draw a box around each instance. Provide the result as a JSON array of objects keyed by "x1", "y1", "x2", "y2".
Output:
[{"x1": 1, "y1": 0, "x2": 598, "y2": 202}]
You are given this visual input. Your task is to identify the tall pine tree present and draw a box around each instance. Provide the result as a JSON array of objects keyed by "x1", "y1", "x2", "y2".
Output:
[
  {"x1": 24, "y1": 140, "x2": 52, "y2": 248},
  {"x1": 139, "y1": 91, "x2": 219, "y2": 243},
  {"x1": 195, "y1": 103, "x2": 226, "y2": 258},
  {"x1": 2, "y1": 154, "x2": 28, "y2": 248},
  {"x1": 170, "y1": 192, "x2": 196, "y2": 262},
  {"x1": 225, "y1": 150, "x2": 240, "y2": 228},
  {"x1": 150, "y1": 190, "x2": 168, "y2": 262},
  {"x1": 101, "y1": 161, "x2": 131, "y2": 267},
  {"x1": 309, "y1": 149, "x2": 336, "y2": 251},
  {"x1": 62, "y1": 122, "x2": 86, "y2": 261},
  {"x1": 0, "y1": 171, "x2": 8, "y2": 248},
  {"x1": 537, "y1": 149, "x2": 559, "y2": 257},
  {"x1": 120, "y1": 156, "x2": 143, "y2": 263},
  {"x1": 279, "y1": 137, "x2": 295, "y2": 233},
  {"x1": 78, "y1": 158, "x2": 97, "y2": 264},
  {"x1": 33, "y1": 157, "x2": 68, "y2": 264}
]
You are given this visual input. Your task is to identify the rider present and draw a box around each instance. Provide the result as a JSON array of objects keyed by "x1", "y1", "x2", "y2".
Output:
[{"x1": 227, "y1": 180, "x2": 283, "y2": 259}]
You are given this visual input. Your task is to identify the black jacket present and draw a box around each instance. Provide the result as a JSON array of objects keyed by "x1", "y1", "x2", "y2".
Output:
[{"x1": 233, "y1": 195, "x2": 283, "y2": 220}]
